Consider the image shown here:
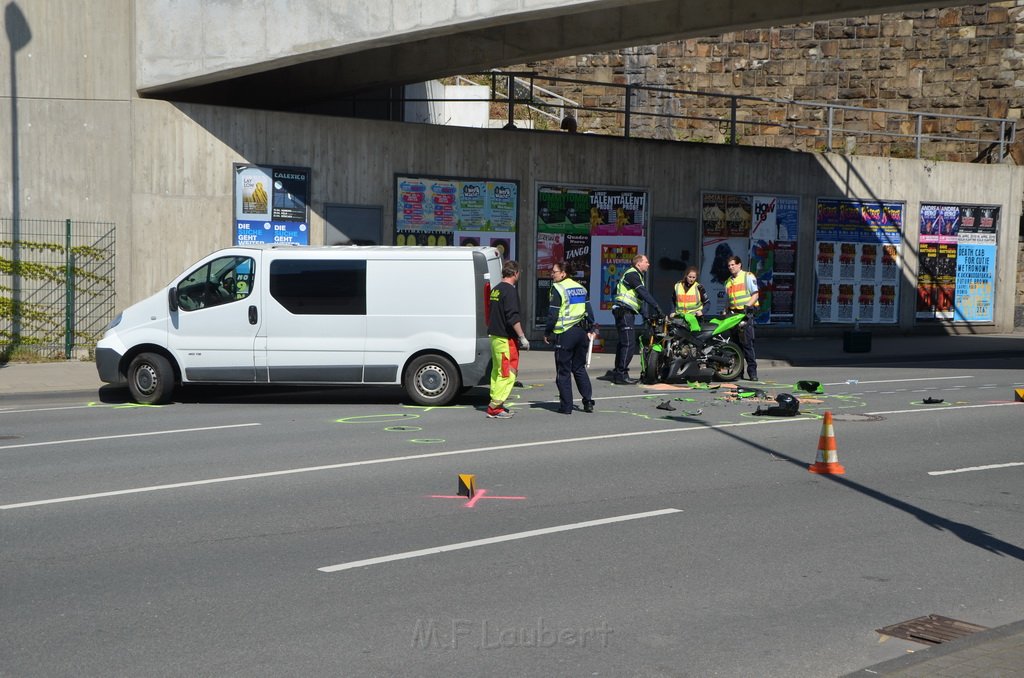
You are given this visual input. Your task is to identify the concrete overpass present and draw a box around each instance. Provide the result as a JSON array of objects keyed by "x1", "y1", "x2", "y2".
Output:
[{"x1": 138, "y1": 0, "x2": 978, "y2": 108}]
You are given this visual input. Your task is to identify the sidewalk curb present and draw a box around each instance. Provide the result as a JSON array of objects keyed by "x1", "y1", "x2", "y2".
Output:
[
  {"x1": 771, "y1": 348, "x2": 1024, "y2": 368},
  {"x1": 842, "y1": 618, "x2": 1024, "y2": 676}
]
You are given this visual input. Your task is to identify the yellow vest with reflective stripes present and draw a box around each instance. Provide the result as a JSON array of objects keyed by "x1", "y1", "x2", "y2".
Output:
[
  {"x1": 674, "y1": 282, "x2": 702, "y2": 313},
  {"x1": 613, "y1": 266, "x2": 642, "y2": 312},
  {"x1": 726, "y1": 271, "x2": 758, "y2": 309},
  {"x1": 553, "y1": 278, "x2": 588, "y2": 333}
]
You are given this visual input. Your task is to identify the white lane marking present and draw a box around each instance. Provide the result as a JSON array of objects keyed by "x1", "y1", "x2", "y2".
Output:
[
  {"x1": 866, "y1": 402, "x2": 1021, "y2": 416},
  {"x1": 5, "y1": 401, "x2": 1021, "y2": 511},
  {"x1": 318, "y1": 508, "x2": 683, "y2": 573},
  {"x1": 929, "y1": 462, "x2": 1024, "y2": 476},
  {"x1": 823, "y1": 376, "x2": 973, "y2": 386},
  {"x1": 0, "y1": 423, "x2": 261, "y2": 451},
  {"x1": 0, "y1": 419, "x2": 800, "y2": 509}
]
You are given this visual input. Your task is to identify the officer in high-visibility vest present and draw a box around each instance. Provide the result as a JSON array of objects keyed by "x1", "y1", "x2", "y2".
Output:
[
  {"x1": 611, "y1": 254, "x2": 665, "y2": 385},
  {"x1": 725, "y1": 256, "x2": 760, "y2": 381},
  {"x1": 543, "y1": 262, "x2": 596, "y2": 415},
  {"x1": 673, "y1": 266, "x2": 709, "y2": 317}
]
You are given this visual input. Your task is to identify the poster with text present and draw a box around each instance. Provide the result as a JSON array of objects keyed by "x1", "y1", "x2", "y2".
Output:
[
  {"x1": 916, "y1": 203, "x2": 999, "y2": 323},
  {"x1": 234, "y1": 164, "x2": 310, "y2": 245},
  {"x1": 814, "y1": 198, "x2": 903, "y2": 324},
  {"x1": 589, "y1": 236, "x2": 646, "y2": 327},
  {"x1": 395, "y1": 174, "x2": 519, "y2": 260},
  {"x1": 535, "y1": 185, "x2": 648, "y2": 328},
  {"x1": 953, "y1": 205, "x2": 999, "y2": 323},
  {"x1": 702, "y1": 192, "x2": 799, "y2": 324}
]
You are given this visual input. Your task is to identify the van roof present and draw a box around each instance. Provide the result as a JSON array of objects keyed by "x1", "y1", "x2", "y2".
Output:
[{"x1": 224, "y1": 245, "x2": 502, "y2": 259}]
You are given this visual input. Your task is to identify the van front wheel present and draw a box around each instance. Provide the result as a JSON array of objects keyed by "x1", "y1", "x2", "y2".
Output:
[
  {"x1": 127, "y1": 352, "x2": 175, "y2": 404},
  {"x1": 404, "y1": 354, "x2": 461, "y2": 406}
]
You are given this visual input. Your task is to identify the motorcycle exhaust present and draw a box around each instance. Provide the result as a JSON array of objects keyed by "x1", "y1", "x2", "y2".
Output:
[{"x1": 680, "y1": 363, "x2": 715, "y2": 382}]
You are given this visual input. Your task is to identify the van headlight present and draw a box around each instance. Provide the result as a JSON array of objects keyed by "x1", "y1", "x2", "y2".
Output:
[{"x1": 104, "y1": 312, "x2": 123, "y2": 332}]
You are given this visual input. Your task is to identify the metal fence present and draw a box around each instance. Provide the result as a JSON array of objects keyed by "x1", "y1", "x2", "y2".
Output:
[
  {"x1": 1, "y1": 218, "x2": 116, "y2": 359},
  {"x1": 480, "y1": 71, "x2": 1017, "y2": 163}
]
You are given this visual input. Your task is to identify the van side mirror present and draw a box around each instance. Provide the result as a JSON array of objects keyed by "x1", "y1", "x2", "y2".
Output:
[{"x1": 168, "y1": 287, "x2": 178, "y2": 312}]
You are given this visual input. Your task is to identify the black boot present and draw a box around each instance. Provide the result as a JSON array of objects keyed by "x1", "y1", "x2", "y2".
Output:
[{"x1": 583, "y1": 399, "x2": 595, "y2": 413}]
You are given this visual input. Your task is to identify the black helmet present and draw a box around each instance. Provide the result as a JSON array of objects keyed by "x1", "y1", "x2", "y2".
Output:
[{"x1": 775, "y1": 393, "x2": 800, "y2": 412}]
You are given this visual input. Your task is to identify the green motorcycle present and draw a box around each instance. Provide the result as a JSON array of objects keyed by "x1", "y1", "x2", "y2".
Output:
[{"x1": 639, "y1": 311, "x2": 747, "y2": 384}]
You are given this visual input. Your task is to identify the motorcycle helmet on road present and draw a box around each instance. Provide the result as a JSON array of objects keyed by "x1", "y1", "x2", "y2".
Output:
[{"x1": 775, "y1": 393, "x2": 800, "y2": 413}]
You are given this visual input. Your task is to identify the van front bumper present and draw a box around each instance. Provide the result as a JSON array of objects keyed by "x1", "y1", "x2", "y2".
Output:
[{"x1": 95, "y1": 347, "x2": 125, "y2": 384}]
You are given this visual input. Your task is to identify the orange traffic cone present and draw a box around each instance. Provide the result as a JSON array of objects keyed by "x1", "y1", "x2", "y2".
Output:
[{"x1": 809, "y1": 411, "x2": 846, "y2": 475}]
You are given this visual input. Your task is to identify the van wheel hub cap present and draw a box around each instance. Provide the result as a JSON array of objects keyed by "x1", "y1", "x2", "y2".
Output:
[{"x1": 417, "y1": 366, "x2": 447, "y2": 395}]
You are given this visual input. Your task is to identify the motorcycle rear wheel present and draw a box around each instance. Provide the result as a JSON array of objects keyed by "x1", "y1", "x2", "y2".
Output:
[{"x1": 711, "y1": 343, "x2": 744, "y2": 382}]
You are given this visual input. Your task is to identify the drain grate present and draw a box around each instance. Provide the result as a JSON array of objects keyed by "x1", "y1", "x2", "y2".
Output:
[
  {"x1": 830, "y1": 413, "x2": 885, "y2": 422},
  {"x1": 876, "y1": 614, "x2": 989, "y2": 645}
]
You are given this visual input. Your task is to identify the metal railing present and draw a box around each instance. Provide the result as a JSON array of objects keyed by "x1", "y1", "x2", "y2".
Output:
[
  {"x1": 476, "y1": 71, "x2": 1016, "y2": 162},
  {"x1": 1, "y1": 218, "x2": 116, "y2": 359}
]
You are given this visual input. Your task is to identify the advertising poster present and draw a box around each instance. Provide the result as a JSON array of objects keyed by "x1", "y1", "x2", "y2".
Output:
[
  {"x1": 598, "y1": 242, "x2": 639, "y2": 310},
  {"x1": 769, "y1": 240, "x2": 797, "y2": 324},
  {"x1": 234, "y1": 164, "x2": 310, "y2": 245},
  {"x1": 916, "y1": 203, "x2": 999, "y2": 323},
  {"x1": 814, "y1": 198, "x2": 903, "y2": 324},
  {"x1": 534, "y1": 184, "x2": 648, "y2": 326},
  {"x1": 702, "y1": 192, "x2": 799, "y2": 324},
  {"x1": 564, "y1": 233, "x2": 592, "y2": 284},
  {"x1": 701, "y1": 236, "x2": 750, "y2": 316},
  {"x1": 953, "y1": 205, "x2": 999, "y2": 323},
  {"x1": 772, "y1": 277, "x2": 795, "y2": 324},
  {"x1": 587, "y1": 236, "x2": 647, "y2": 326},
  {"x1": 395, "y1": 174, "x2": 519, "y2": 260}
]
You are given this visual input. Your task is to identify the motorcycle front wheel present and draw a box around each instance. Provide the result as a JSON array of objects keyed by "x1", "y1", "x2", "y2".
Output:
[
  {"x1": 711, "y1": 343, "x2": 744, "y2": 382},
  {"x1": 641, "y1": 347, "x2": 663, "y2": 384}
]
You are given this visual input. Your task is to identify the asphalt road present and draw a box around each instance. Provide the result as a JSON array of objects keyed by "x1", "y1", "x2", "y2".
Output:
[{"x1": 3, "y1": 357, "x2": 1023, "y2": 677}]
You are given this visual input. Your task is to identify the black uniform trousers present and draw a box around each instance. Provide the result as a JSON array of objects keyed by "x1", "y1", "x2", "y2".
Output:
[
  {"x1": 553, "y1": 324, "x2": 593, "y2": 413},
  {"x1": 612, "y1": 307, "x2": 637, "y2": 377},
  {"x1": 736, "y1": 319, "x2": 758, "y2": 377}
]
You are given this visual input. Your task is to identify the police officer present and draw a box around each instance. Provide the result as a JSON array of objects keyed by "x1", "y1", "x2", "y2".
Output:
[
  {"x1": 673, "y1": 266, "x2": 709, "y2": 317},
  {"x1": 611, "y1": 254, "x2": 664, "y2": 385},
  {"x1": 544, "y1": 262, "x2": 596, "y2": 415},
  {"x1": 725, "y1": 255, "x2": 760, "y2": 381}
]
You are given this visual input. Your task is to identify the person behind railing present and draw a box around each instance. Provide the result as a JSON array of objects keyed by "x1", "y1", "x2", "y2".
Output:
[{"x1": 560, "y1": 115, "x2": 578, "y2": 133}]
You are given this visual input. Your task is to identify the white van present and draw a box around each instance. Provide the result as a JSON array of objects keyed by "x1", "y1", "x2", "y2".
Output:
[{"x1": 96, "y1": 245, "x2": 504, "y2": 405}]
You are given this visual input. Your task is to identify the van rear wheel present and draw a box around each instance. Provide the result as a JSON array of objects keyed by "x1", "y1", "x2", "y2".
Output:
[
  {"x1": 127, "y1": 352, "x2": 175, "y2": 404},
  {"x1": 404, "y1": 354, "x2": 460, "y2": 406}
]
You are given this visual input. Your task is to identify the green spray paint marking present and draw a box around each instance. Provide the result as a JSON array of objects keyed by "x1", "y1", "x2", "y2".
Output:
[{"x1": 336, "y1": 413, "x2": 421, "y2": 424}]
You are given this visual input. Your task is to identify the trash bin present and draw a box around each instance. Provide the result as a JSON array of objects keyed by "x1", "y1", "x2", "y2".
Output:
[{"x1": 843, "y1": 330, "x2": 872, "y2": 353}]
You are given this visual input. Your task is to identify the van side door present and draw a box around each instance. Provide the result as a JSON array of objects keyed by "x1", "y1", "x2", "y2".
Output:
[
  {"x1": 263, "y1": 257, "x2": 367, "y2": 382},
  {"x1": 169, "y1": 253, "x2": 261, "y2": 382}
]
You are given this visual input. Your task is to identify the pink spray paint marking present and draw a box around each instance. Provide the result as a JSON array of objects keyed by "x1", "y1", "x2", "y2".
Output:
[{"x1": 429, "y1": 488, "x2": 527, "y2": 508}]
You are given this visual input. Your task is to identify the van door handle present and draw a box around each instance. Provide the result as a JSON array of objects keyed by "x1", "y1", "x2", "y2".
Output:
[{"x1": 248, "y1": 305, "x2": 258, "y2": 325}]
